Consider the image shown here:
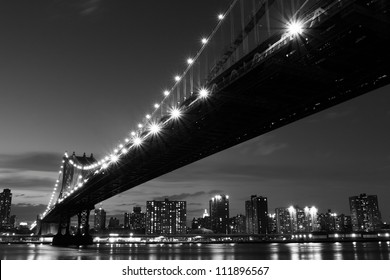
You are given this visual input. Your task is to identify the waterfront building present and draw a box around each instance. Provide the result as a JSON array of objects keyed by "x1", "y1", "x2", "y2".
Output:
[
  {"x1": 146, "y1": 199, "x2": 186, "y2": 235},
  {"x1": 209, "y1": 194, "x2": 229, "y2": 234},
  {"x1": 275, "y1": 208, "x2": 292, "y2": 234},
  {"x1": 94, "y1": 207, "x2": 106, "y2": 230},
  {"x1": 287, "y1": 205, "x2": 318, "y2": 233},
  {"x1": 229, "y1": 214, "x2": 246, "y2": 234},
  {"x1": 124, "y1": 212, "x2": 130, "y2": 228},
  {"x1": 108, "y1": 217, "x2": 120, "y2": 229},
  {"x1": 349, "y1": 193, "x2": 382, "y2": 231},
  {"x1": 245, "y1": 195, "x2": 268, "y2": 234},
  {"x1": 129, "y1": 206, "x2": 145, "y2": 234},
  {"x1": 0, "y1": 189, "x2": 12, "y2": 229},
  {"x1": 267, "y1": 213, "x2": 277, "y2": 234},
  {"x1": 303, "y1": 206, "x2": 318, "y2": 232}
]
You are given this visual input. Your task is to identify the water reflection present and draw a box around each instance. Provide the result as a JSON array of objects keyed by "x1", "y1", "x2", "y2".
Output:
[{"x1": 0, "y1": 242, "x2": 389, "y2": 260}]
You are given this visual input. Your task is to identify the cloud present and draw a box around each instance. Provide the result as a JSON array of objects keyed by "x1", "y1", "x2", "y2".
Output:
[
  {"x1": 11, "y1": 203, "x2": 47, "y2": 222},
  {"x1": 0, "y1": 152, "x2": 62, "y2": 172},
  {"x1": 153, "y1": 191, "x2": 206, "y2": 201}
]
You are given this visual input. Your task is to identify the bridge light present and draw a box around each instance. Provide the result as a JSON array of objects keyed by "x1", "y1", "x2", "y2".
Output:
[
  {"x1": 138, "y1": 123, "x2": 143, "y2": 128},
  {"x1": 218, "y1": 14, "x2": 224, "y2": 20},
  {"x1": 146, "y1": 114, "x2": 151, "y2": 119},
  {"x1": 198, "y1": 88, "x2": 209, "y2": 99},
  {"x1": 169, "y1": 107, "x2": 182, "y2": 120},
  {"x1": 133, "y1": 137, "x2": 142, "y2": 146},
  {"x1": 174, "y1": 75, "x2": 181, "y2": 82},
  {"x1": 131, "y1": 131, "x2": 136, "y2": 136},
  {"x1": 201, "y1": 38, "x2": 208, "y2": 44},
  {"x1": 122, "y1": 148, "x2": 128, "y2": 154},
  {"x1": 110, "y1": 154, "x2": 119, "y2": 163},
  {"x1": 187, "y1": 58, "x2": 194, "y2": 65},
  {"x1": 164, "y1": 90, "x2": 170, "y2": 96},
  {"x1": 154, "y1": 103, "x2": 160, "y2": 109},
  {"x1": 149, "y1": 123, "x2": 161, "y2": 135},
  {"x1": 287, "y1": 21, "x2": 303, "y2": 36}
]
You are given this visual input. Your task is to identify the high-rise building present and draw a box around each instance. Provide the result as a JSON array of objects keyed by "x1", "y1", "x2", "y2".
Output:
[
  {"x1": 267, "y1": 213, "x2": 277, "y2": 234},
  {"x1": 275, "y1": 208, "x2": 292, "y2": 234},
  {"x1": 108, "y1": 217, "x2": 120, "y2": 229},
  {"x1": 209, "y1": 194, "x2": 229, "y2": 234},
  {"x1": 349, "y1": 193, "x2": 382, "y2": 232},
  {"x1": 146, "y1": 199, "x2": 186, "y2": 235},
  {"x1": 245, "y1": 195, "x2": 268, "y2": 234},
  {"x1": 130, "y1": 206, "x2": 145, "y2": 233},
  {"x1": 94, "y1": 207, "x2": 106, "y2": 230},
  {"x1": 0, "y1": 189, "x2": 12, "y2": 229},
  {"x1": 287, "y1": 205, "x2": 318, "y2": 233},
  {"x1": 124, "y1": 212, "x2": 130, "y2": 228},
  {"x1": 229, "y1": 214, "x2": 246, "y2": 234}
]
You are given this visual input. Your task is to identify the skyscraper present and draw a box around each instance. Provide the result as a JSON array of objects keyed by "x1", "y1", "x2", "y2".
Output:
[
  {"x1": 275, "y1": 207, "x2": 292, "y2": 234},
  {"x1": 0, "y1": 189, "x2": 12, "y2": 229},
  {"x1": 245, "y1": 195, "x2": 268, "y2": 235},
  {"x1": 349, "y1": 193, "x2": 382, "y2": 232},
  {"x1": 146, "y1": 199, "x2": 186, "y2": 235},
  {"x1": 94, "y1": 207, "x2": 106, "y2": 231},
  {"x1": 129, "y1": 206, "x2": 146, "y2": 233},
  {"x1": 209, "y1": 194, "x2": 229, "y2": 234}
]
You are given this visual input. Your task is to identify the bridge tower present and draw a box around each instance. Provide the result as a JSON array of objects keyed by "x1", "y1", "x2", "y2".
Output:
[{"x1": 51, "y1": 152, "x2": 96, "y2": 246}]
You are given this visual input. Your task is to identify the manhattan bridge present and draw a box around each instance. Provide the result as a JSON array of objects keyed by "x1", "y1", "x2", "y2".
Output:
[{"x1": 32, "y1": 0, "x2": 390, "y2": 245}]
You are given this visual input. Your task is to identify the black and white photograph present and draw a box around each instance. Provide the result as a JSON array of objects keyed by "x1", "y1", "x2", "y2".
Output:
[{"x1": 1, "y1": 0, "x2": 389, "y2": 278}]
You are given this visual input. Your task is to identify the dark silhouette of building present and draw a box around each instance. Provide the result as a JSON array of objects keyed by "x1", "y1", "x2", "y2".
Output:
[
  {"x1": 146, "y1": 199, "x2": 186, "y2": 235},
  {"x1": 94, "y1": 207, "x2": 106, "y2": 230},
  {"x1": 124, "y1": 212, "x2": 130, "y2": 228},
  {"x1": 245, "y1": 195, "x2": 268, "y2": 234},
  {"x1": 0, "y1": 189, "x2": 12, "y2": 229},
  {"x1": 229, "y1": 214, "x2": 246, "y2": 234},
  {"x1": 191, "y1": 209, "x2": 211, "y2": 231},
  {"x1": 275, "y1": 208, "x2": 292, "y2": 234},
  {"x1": 108, "y1": 217, "x2": 120, "y2": 229},
  {"x1": 129, "y1": 206, "x2": 145, "y2": 234},
  {"x1": 349, "y1": 193, "x2": 382, "y2": 232},
  {"x1": 209, "y1": 194, "x2": 229, "y2": 234}
]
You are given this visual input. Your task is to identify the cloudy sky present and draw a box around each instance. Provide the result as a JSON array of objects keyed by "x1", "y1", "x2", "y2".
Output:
[{"x1": 1, "y1": 0, "x2": 389, "y2": 225}]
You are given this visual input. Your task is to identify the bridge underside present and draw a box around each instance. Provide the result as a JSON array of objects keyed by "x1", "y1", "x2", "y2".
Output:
[{"x1": 43, "y1": 0, "x2": 390, "y2": 223}]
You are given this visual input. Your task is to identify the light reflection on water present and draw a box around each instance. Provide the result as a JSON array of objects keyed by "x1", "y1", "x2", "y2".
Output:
[{"x1": 1, "y1": 242, "x2": 389, "y2": 260}]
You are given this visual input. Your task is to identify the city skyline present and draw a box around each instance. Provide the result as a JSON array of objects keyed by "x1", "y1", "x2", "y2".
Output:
[{"x1": 0, "y1": 0, "x2": 389, "y2": 226}]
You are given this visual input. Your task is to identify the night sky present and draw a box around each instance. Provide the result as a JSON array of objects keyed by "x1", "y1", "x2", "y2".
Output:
[{"x1": 1, "y1": 0, "x2": 389, "y2": 225}]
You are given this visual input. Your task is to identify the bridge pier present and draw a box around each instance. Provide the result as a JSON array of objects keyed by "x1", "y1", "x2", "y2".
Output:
[{"x1": 52, "y1": 209, "x2": 93, "y2": 246}]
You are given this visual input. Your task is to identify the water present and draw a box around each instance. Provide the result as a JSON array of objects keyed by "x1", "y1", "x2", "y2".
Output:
[{"x1": 1, "y1": 242, "x2": 389, "y2": 260}]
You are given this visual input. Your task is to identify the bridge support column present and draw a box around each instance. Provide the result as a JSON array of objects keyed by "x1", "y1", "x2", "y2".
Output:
[
  {"x1": 52, "y1": 214, "x2": 72, "y2": 246},
  {"x1": 75, "y1": 209, "x2": 93, "y2": 246}
]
